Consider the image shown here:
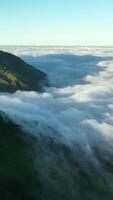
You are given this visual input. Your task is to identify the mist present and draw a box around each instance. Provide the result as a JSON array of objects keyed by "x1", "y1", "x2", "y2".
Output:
[
  {"x1": 1, "y1": 46, "x2": 113, "y2": 199},
  {"x1": 0, "y1": 48, "x2": 113, "y2": 145}
]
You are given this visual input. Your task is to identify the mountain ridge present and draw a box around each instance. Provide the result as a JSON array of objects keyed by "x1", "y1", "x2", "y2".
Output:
[{"x1": 0, "y1": 50, "x2": 48, "y2": 92}]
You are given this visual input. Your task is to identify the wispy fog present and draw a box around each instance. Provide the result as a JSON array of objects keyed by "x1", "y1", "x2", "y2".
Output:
[
  {"x1": 0, "y1": 47, "x2": 113, "y2": 149},
  {"x1": 1, "y1": 47, "x2": 113, "y2": 196}
]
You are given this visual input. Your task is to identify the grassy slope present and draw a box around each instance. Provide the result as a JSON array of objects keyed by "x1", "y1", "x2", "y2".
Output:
[{"x1": 0, "y1": 51, "x2": 48, "y2": 92}]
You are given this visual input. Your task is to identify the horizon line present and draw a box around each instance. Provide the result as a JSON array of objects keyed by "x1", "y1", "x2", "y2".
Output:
[{"x1": 0, "y1": 45, "x2": 113, "y2": 48}]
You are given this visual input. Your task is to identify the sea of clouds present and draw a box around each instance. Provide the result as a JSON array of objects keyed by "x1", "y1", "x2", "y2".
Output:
[
  {"x1": 0, "y1": 46, "x2": 113, "y2": 149},
  {"x1": 1, "y1": 46, "x2": 113, "y2": 196}
]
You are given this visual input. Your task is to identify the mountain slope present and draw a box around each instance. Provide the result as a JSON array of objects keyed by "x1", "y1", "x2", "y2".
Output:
[
  {"x1": 1, "y1": 112, "x2": 113, "y2": 200},
  {"x1": 0, "y1": 112, "x2": 40, "y2": 200},
  {"x1": 0, "y1": 51, "x2": 48, "y2": 92}
]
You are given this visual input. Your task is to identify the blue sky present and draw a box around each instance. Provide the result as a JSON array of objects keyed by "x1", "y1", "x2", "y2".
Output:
[{"x1": 0, "y1": 0, "x2": 113, "y2": 46}]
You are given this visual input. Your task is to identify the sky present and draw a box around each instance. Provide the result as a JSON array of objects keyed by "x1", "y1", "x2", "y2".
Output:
[{"x1": 0, "y1": 0, "x2": 113, "y2": 46}]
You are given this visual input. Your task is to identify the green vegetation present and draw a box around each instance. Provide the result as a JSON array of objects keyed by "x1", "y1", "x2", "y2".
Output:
[
  {"x1": 0, "y1": 65, "x2": 28, "y2": 88},
  {"x1": 0, "y1": 78, "x2": 8, "y2": 85},
  {"x1": 0, "y1": 65, "x2": 18, "y2": 85},
  {"x1": 0, "y1": 51, "x2": 48, "y2": 92}
]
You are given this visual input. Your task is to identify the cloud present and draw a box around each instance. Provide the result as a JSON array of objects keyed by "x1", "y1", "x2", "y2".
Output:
[
  {"x1": 1, "y1": 48, "x2": 113, "y2": 191},
  {"x1": 0, "y1": 50, "x2": 113, "y2": 147}
]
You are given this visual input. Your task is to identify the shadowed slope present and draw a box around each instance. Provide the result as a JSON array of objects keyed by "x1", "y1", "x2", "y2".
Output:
[{"x1": 0, "y1": 112, "x2": 113, "y2": 200}]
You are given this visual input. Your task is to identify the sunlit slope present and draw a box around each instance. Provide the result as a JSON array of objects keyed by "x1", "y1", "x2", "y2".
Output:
[{"x1": 0, "y1": 51, "x2": 47, "y2": 92}]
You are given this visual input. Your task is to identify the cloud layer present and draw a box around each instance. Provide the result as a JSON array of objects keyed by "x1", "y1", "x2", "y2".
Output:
[
  {"x1": 0, "y1": 47, "x2": 113, "y2": 196},
  {"x1": 0, "y1": 48, "x2": 113, "y2": 148}
]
